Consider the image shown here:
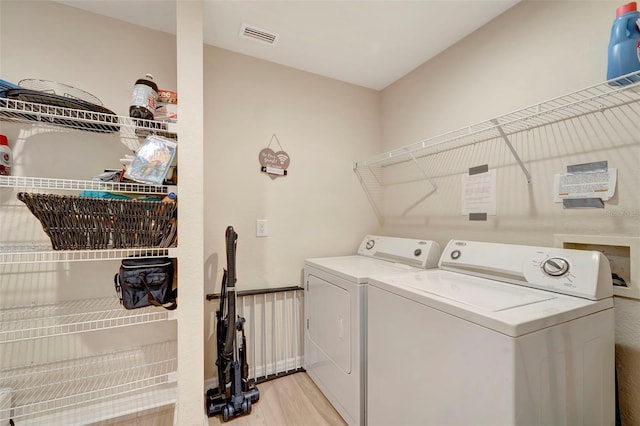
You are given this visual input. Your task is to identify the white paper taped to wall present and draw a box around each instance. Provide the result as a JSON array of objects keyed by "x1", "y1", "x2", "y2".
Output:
[
  {"x1": 461, "y1": 169, "x2": 496, "y2": 215},
  {"x1": 553, "y1": 168, "x2": 617, "y2": 202}
]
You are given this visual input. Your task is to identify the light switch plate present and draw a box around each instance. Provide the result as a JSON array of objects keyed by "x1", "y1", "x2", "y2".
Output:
[{"x1": 256, "y1": 219, "x2": 268, "y2": 237}]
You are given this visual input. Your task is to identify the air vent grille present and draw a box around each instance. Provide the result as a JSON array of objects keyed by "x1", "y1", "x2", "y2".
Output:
[{"x1": 240, "y1": 23, "x2": 279, "y2": 45}]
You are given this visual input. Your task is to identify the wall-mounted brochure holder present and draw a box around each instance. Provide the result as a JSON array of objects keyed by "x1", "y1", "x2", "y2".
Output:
[
  {"x1": 553, "y1": 161, "x2": 616, "y2": 209},
  {"x1": 554, "y1": 234, "x2": 640, "y2": 300}
]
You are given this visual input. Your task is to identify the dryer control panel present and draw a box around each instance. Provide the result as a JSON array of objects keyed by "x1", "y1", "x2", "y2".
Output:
[
  {"x1": 439, "y1": 240, "x2": 613, "y2": 300},
  {"x1": 357, "y1": 235, "x2": 441, "y2": 269}
]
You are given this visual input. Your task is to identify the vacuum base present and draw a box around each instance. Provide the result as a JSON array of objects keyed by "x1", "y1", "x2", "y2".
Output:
[{"x1": 206, "y1": 386, "x2": 260, "y2": 422}]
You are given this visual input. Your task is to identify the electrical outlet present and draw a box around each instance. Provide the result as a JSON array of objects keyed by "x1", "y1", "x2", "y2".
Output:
[{"x1": 256, "y1": 219, "x2": 268, "y2": 237}]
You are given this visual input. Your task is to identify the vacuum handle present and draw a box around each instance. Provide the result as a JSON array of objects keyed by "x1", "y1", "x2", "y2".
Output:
[
  {"x1": 225, "y1": 226, "x2": 238, "y2": 288},
  {"x1": 223, "y1": 226, "x2": 238, "y2": 358}
]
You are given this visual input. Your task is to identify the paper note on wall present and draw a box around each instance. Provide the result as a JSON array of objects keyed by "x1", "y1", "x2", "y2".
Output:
[
  {"x1": 553, "y1": 168, "x2": 617, "y2": 202},
  {"x1": 461, "y1": 169, "x2": 496, "y2": 216}
]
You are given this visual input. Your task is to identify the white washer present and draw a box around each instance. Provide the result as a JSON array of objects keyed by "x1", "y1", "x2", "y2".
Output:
[
  {"x1": 304, "y1": 235, "x2": 441, "y2": 426},
  {"x1": 367, "y1": 240, "x2": 615, "y2": 426}
]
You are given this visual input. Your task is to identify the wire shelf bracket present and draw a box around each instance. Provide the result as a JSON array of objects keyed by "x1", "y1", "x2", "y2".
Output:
[
  {"x1": 490, "y1": 118, "x2": 532, "y2": 184},
  {"x1": 407, "y1": 149, "x2": 438, "y2": 191}
]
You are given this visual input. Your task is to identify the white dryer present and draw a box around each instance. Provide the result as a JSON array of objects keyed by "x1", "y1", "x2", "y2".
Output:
[
  {"x1": 367, "y1": 240, "x2": 615, "y2": 426},
  {"x1": 304, "y1": 235, "x2": 441, "y2": 426}
]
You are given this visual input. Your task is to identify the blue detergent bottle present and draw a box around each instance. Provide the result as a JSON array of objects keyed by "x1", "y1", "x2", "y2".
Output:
[{"x1": 607, "y1": 2, "x2": 640, "y2": 83}]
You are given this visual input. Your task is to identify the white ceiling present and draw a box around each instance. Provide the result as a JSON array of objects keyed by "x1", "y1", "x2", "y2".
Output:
[{"x1": 54, "y1": 0, "x2": 520, "y2": 90}]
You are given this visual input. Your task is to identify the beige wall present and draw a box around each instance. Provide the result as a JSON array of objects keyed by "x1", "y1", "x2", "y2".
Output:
[
  {"x1": 379, "y1": 2, "x2": 640, "y2": 424},
  {"x1": 200, "y1": 44, "x2": 381, "y2": 378},
  {"x1": 201, "y1": 45, "x2": 380, "y2": 294},
  {"x1": 0, "y1": 0, "x2": 381, "y2": 414},
  {"x1": 3, "y1": 0, "x2": 639, "y2": 424}
]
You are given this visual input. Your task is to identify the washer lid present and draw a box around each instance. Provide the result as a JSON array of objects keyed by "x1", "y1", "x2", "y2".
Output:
[
  {"x1": 305, "y1": 235, "x2": 441, "y2": 283},
  {"x1": 403, "y1": 270, "x2": 555, "y2": 311},
  {"x1": 305, "y1": 255, "x2": 418, "y2": 283},
  {"x1": 370, "y1": 270, "x2": 613, "y2": 337}
]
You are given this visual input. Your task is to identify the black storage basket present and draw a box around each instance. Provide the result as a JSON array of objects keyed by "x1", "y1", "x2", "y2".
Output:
[{"x1": 17, "y1": 192, "x2": 177, "y2": 250}]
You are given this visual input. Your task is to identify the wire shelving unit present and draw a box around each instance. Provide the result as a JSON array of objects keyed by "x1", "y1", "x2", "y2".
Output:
[
  {"x1": 0, "y1": 245, "x2": 174, "y2": 265},
  {"x1": 353, "y1": 71, "x2": 640, "y2": 223},
  {"x1": 0, "y1": 174, "x2": 178, "y2": 263},
  {"x1": 0, "y1": 297, "x2": 176, "y2": 343},
  {"x1": 0, "y1": 341, "x2": 177, "y2": 425},
  {"x1": 354, "y1": 71, "x2": 640, "y2": 178},
  {"x1": 0, "y1": 175, "x2": 174, "y2": 194},
  {"x1": 0, "y1": 97, "x2": 177, "y2": 151},
  {"x1": 0, "y1": 89, "x2": 180, "y2": 425}
]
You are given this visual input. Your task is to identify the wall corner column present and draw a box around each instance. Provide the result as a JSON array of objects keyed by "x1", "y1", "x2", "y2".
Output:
[{"x1": 176, "y1": 0, "x2": 205, "y2": 424}]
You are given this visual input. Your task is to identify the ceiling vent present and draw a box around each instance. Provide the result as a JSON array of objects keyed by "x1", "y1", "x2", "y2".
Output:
[{"x1": 240, "y1": 23, "x2": 279, "y2": 46}]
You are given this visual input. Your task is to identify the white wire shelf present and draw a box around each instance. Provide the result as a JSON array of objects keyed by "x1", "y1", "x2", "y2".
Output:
[
  {"x1": 0, "y1": 297, "x2": 177, "y2": 343},
  {"x1": 0, "y1": 175, "x2": 175, "y2": 195},
  {"x1": 0, "y1": 97, "x2": 177, "y2": 151},
  {"x1": 0, "y1": 244, "x2": 177, "y2": 264},
  {"x1": 13, "y1": 384, "x2": 176, "y2": 426},
  {"x1": 355, "y1": 71, "x2": 640, "y2": 169},
  {"x1": 1, "y1": 176, "x2": 178, "y2": 264},
  {"x1": 0, "y1": 340, "x2": 177, "y2": 425}
]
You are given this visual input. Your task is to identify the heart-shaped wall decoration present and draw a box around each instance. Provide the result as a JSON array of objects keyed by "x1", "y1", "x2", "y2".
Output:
[{"x1": 259, "y1": 147, "x2": 289, "y2": 178}]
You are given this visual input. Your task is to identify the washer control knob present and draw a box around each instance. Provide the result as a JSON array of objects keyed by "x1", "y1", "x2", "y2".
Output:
[
  {"x1": 414, "y1": 249, "x2": 422, "y2": 257},
  {"x1": 450, "y1": 250, "x2": 461, "y2": 260},
  {"x1": 542, "y1": 257, "x2": 570, "y2": 277},
  {"x1": 365, "y1": 239, "x2": 375, "y2": 250}
]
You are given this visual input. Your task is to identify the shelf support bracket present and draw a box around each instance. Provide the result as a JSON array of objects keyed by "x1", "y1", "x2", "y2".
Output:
[
  {"x1": 407, "y1": 150, "x2": 438, "y2": 191},
  {"x1": 354, "y1": 165, "x2": 385, "y2": 225},
  {"x1": 491, "y1": 119, "x2": 532, "y2": 184}
]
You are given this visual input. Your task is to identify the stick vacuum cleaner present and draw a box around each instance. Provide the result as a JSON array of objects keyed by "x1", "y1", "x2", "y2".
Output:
[{"x1": 206, "y1": 226, "x2": 260, "y2": 421}]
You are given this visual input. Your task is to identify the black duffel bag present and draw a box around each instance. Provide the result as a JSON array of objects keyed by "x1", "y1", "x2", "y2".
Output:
[{"x1": 114, "y1": 257, "x2": 177, "y2": 310}]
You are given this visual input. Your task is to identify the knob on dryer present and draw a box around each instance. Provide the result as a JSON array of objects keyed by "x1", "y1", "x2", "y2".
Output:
[{"x1": 542, "y1": 257, "x2": 570, "y2": 277}]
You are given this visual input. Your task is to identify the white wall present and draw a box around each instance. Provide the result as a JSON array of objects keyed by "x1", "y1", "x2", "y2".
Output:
[{"x1": 379, "y1": 2, "x2": 640, "y2": 424}]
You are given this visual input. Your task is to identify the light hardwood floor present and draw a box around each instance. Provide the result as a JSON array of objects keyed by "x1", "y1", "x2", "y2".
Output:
[
  {"x1": 207, "y1": 372, "x2": 347, "y2": 426},
  {"x1": 93, "y1": 372, "x2": 346, "y2": 426}
]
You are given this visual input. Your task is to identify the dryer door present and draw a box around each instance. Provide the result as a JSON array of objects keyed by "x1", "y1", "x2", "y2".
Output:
[
  {"x1": 304, "y1": 267, "x2": 363, "y2": 426},
  {"x1": 306, "y1": 273, "x2": 351, "y2": 374}
]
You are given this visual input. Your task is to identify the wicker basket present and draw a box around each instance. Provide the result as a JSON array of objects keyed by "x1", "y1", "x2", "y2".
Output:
[{"x1": 18, "y1": 192, "x2": 177, "y2": 250}]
